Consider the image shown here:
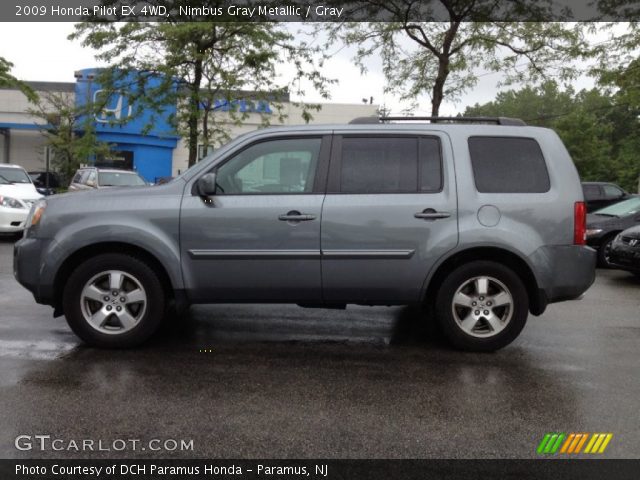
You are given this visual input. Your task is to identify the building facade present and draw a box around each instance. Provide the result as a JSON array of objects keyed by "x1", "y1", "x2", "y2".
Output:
[{"x1": 0, "y1": 70, "x2": 378, "y2": 181}]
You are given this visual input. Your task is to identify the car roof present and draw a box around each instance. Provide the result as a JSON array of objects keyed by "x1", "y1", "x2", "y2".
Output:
[{"x1": 0, "y1": 164, "x2": 27, "y2": 170}]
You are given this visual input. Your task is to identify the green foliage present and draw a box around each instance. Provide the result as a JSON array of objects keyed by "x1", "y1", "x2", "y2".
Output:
[
  {"x1": 28, "y1": 91, "x2": 114, "y2": 183},
  {"x1": 465, "y1": 81, "x2": 640, "y2": 192},
  {"x1": 0, "y1": 56, "x2": 37, "y2": 103},
  {"x1": 324, "y1": 1, "x2": 588, "y2": 115},
  {"x1": 71, "y1": 4, "x2": 333, "y2": 166}
]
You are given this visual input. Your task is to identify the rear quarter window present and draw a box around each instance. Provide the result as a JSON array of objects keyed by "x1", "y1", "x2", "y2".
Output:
[{"x1": 468, "y1": 136, "x2": 550, "y2": 193}]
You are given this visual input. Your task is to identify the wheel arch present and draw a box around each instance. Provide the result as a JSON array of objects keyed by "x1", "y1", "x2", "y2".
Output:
[
  {"x1": 53, "y1": 242, "x2": 175, "y2": 316},
  {"x1": 423, "y1": 246, "x2": 544, "y2": 315}
]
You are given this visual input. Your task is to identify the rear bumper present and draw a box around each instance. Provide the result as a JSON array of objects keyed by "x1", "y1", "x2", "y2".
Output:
[{"x1": 528, "y1": 245, "x2": 597, "y2": 309}]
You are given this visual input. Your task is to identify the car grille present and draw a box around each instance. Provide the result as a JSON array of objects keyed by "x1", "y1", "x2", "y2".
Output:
[{"x1": 620, "y1": 236, "x2": 640, "y2": 248}]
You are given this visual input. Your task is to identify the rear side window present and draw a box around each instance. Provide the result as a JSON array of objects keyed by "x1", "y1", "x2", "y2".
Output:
[
  {"x1": 468, "y1": 137, "x2": 550, "y2": 193},
  {"x1": 582, "y1": 184, "x2": 600, "y2": 200},
  {"x1": 339, "y1": 136, "x2": 442, "y2": 193}
]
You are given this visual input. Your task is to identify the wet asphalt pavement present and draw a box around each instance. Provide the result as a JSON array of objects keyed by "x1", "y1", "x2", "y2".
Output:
[{"x1": 0, "y1": 234, "x2": 639, "y2": 459}]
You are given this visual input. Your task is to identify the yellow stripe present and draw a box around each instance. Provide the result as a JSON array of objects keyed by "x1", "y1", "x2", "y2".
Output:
[
  {"x1": 591, "y1": 434, "x2": 605, "y2": 453},
  {"x1": 560, "y1": 434, "x2": 575, "y2": 453},
  {"x1": 568, "y1": 434, "x2": 582, "y2": 454},
  {"x1": 584, "y1": 434, "x2": 598, "y2": 454},
  {"x1": 598, "y1": 434, "x2": 613, "y2": 453},
  {"x1": 574, "y1": 434, "x2": 589, "y2": 453}
]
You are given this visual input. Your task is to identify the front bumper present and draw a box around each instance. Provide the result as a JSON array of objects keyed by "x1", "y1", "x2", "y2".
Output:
[
  {"x1": 609, "y1": 238, "x2": 640, "y2": 273},
  {"x1": 528, "y1": 245, "x2": 597, "y2": 310},
  {"x1": 0, "y1": 206, "x2": 29, "y2": 233},
  {"x1": 13, "y1": 236, "x2": 55, "y2": 305}
]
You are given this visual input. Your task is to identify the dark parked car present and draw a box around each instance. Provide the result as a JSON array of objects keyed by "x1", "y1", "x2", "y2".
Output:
[
  {"x1": 586, "y1": 197, "x2": 640, "y2": 267},
  {"x1": 608, "y1": 225, "x2": 640, "y2": 277},
  {"x1": 28, "y1": 171, "x2": 61, "y2": 196},
  {"x1": 582, "y1": 182, "x2": 632, "y2": 213}
]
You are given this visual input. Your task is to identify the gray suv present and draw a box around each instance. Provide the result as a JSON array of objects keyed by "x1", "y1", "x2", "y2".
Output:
[{"x1": 13, "y1": 117, "x2": 596, "y2": 351}]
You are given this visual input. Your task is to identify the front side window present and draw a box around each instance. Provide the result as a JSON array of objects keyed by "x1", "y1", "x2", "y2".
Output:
[
  {"x1": 339, "y1": 136, "x2": 442, "y2": 194},
  {"x1": 602, "y1": 184, "x2": 624, "y2": 198},
  {"x1": 216, "y1": 138, "x2": 321, "y2": 194}
]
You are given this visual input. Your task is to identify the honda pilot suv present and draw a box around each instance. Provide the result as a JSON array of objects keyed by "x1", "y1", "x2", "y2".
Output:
[{"x1": 14, "y1": 117, "x2": 596, "y2": 351}]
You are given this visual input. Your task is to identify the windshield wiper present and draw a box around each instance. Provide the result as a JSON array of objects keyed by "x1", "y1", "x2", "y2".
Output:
[{"x1": 594, "y1": 213, "x2": 619, "y2": 218}]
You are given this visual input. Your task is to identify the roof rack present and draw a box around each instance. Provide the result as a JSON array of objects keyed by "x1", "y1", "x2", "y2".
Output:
[{"x1": 349, "y1": 116, "x2": 526, "y2": 126}]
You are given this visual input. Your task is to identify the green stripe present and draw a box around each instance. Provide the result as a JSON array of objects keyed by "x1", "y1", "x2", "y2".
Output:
[
  {"x1": 544, "y1": 434, "x2": 559, "y2": 453},
  {"x1": 537, "y1": 434, "x2": 552, "y2": 454},
  {"x1": 550, "y1": 433, "x2": 566, "y2": 453}
]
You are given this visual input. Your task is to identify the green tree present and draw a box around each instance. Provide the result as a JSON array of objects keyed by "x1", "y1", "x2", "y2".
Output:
[
  {"x1": 71, "y1": 2, "x2": 333, "y2": 167},
  {"x1": 0, "y1": 56, "x2": 37, "y2": 102},
  {"x1": 325, "y1": 1, "x2": 588, "y2": 116},
  {"x1": 28, "y1": 91, "x2": 113, "y2": 183}
]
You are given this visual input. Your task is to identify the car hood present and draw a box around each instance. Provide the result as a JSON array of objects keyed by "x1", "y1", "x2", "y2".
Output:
[
  {"x1": 0, "y1": 183, "x2": 43, "y2": 200},
  {"x1": 619, "y1": 224, "x2": 640, "y2": 239}
]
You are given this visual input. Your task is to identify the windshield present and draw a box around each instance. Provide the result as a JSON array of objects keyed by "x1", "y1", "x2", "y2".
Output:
[
  {"x1": 0, "y1": 167, "x2": 32, "y2": 184},
  {"x1": 594, "y1": 196, "x2": 640, "y2": 217},
  {"x1": 98, "y1": 172, "x2": 146, "y2": 187}
]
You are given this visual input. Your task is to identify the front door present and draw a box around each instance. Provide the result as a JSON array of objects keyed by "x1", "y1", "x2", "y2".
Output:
[
  {"x1": 180, "y1": 136, "x2": 330, "y2": 303},
  {"x1": 321, "y1": 133, "x2": 458, "y2": 304}
]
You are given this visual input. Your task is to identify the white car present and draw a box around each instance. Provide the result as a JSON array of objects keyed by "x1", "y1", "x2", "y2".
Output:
[{"x1": 0, "y1": 164, "x2": 44, "y2": 233}]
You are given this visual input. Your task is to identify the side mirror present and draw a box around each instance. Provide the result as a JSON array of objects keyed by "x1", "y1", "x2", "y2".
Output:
[
  {"x1": 86, "y1": 180, "x2": 96, "y2": 188},
  {"x1": 196, "y1": 173, "x2": 217, "y2": 197}
]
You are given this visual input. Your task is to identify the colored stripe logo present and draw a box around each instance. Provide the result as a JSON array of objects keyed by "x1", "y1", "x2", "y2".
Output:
[{"x1": 537, "y1": 433, "x2": 613, "y2": 454}]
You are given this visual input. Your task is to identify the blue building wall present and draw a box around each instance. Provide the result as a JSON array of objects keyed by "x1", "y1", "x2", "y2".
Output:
[{"x1": 74, "y1": 68, "x2": 179, "y2": 182}]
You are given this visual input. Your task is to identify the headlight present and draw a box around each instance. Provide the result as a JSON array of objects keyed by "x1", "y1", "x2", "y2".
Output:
[
  {"x1": 586, "y1": 228, "x2": 603, "y2": 237},
  {"x1": 29, "y1": 200, "x2": 47, "y2": 227},
  {"x1": 0, "y1": 195, "x2": 24, "y2": 209}
]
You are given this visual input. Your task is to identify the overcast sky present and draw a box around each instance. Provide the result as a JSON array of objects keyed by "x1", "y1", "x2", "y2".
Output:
[{"x1": 0, "y1": 22, "x2": 617, "y2": 116}]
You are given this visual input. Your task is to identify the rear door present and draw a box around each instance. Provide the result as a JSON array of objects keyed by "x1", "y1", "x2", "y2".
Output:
[{"x1": 320, "y1": 132, "x2": 458, "y2": 304}]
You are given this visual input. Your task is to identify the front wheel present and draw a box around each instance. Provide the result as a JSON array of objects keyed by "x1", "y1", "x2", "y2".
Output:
[
  {"x1": 597, "y1": 235, "x2": 617, "y2": 268},
  {"x1": 62, "y1": 253, "x2": 165, "y2": 348},
  {"x1": 435, "y1": 261, "x2": 529, "y2": 352}
]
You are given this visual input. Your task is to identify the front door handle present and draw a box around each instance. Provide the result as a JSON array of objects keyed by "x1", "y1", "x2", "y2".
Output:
[
  {"x1": 414, "y1": 208, "x2": 451, "y2": 220},
  {"x1": 278, "y1": 211, "x2": 316, "y2": 222}
]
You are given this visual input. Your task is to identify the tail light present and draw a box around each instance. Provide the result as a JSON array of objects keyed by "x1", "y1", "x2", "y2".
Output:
[{"x1": 574, "y1": 201, "x2": 586, "y2": 245}]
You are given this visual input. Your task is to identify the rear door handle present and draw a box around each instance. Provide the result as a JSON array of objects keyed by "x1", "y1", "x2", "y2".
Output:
[
  {"x1": 414, "y1": 208, "x2": 451, "y2": 220},
  {"x1": 278, "y1": 211, "x2": 316, "y2": 222}
]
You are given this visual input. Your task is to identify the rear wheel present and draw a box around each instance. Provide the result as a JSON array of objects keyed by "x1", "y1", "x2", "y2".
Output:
[
  {"x1": 62, "y1": 253, "x2": 165, "y2": 348},
  {"x1": 435, "y1": 261, "x2": 529, "y2": 352}
]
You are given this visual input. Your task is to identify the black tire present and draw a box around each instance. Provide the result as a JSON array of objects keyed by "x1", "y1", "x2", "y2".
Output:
[
  {"x1": 597, "y1": 234, "x2": 617, "y2": 268},
  {"x1": 62, "y1": 253, "x2": 165, "y2": 348},
  {"x1": 435, "y1": 261, "x2": 529, "y2": 352}
]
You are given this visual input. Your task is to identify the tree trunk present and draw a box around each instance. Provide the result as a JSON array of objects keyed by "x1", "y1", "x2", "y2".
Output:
[
  {"x1": 431, "y1": 58, "x2": 449, "y2": 117},
  {"x1": 187, "y1": 58, "x2": 203, "y2": 168}
]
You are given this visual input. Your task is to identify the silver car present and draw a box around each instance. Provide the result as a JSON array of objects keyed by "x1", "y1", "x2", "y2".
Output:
[
  {"x1": 68, "y1": 167, "x2": 147, "y2": 192},
  {"x1": 14, "y1": 118, "x2": 596, "y2": 351}
]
